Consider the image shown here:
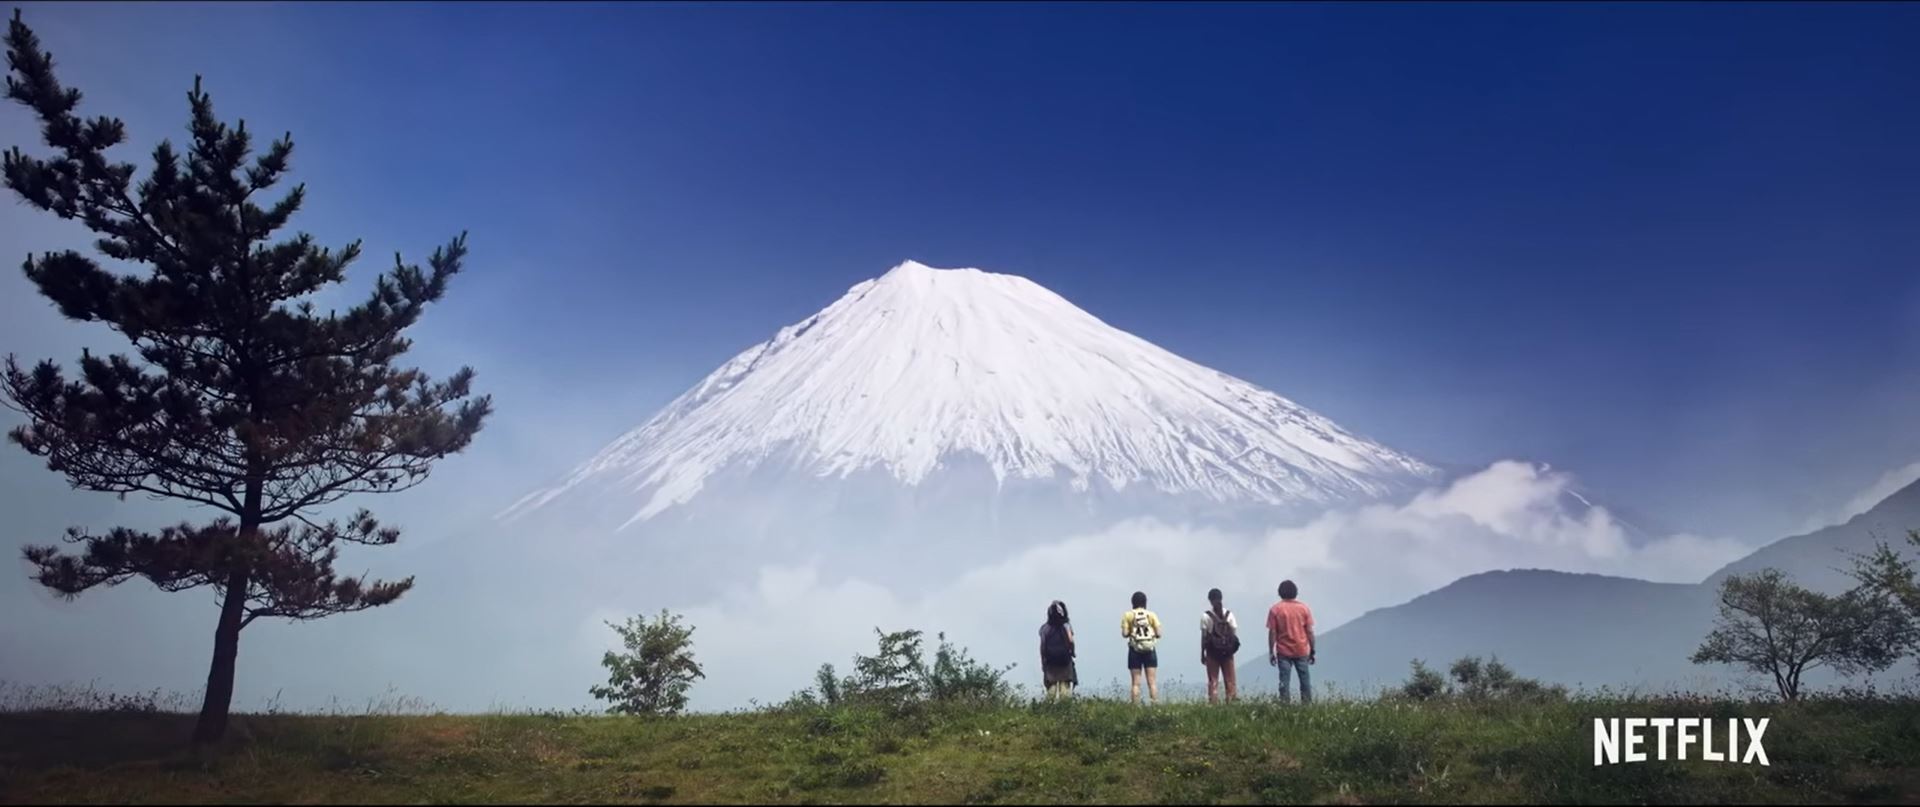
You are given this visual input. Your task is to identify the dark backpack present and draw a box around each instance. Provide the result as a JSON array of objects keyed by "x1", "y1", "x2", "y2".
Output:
[
  {"x1": 1204, "y1": 610, "x2": 1241, "y2": 658},
  {"x1": 1041, "y1": 623, "x2": 1074, "y2": 665}
]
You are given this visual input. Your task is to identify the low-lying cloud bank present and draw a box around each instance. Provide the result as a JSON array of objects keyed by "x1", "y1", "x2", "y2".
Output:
[
  {"x1": 8, "y1": 457, "x2": 1905, "y2": 715},
  {"x1": 625, "y1": 461, "x2": 1759, "y2": 710}
]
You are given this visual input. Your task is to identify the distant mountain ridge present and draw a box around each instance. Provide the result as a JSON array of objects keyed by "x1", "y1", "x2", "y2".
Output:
[
  {"x1": 1707, "y1": 478, "x2": 1920, "y2": 591},
  {"x1": 1319, "y1": 477, "x2": 1920, "y2": 693}
]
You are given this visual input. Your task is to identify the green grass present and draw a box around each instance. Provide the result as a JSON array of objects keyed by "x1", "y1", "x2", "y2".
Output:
[{"x1": 2, "y1": 695, "x2": 1918, "y2": 804}]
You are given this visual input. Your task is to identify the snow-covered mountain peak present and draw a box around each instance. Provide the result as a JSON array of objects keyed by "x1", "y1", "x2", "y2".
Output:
[
  {"x1": 502, "y1": 260, "x2": 1439, "y2": 528},
  {"x1": 866, "y1": 259, "x2": 1050, "y2": 305},
  {"x1": 882, "y1": 258, "x2": 941, "y2": 276}
]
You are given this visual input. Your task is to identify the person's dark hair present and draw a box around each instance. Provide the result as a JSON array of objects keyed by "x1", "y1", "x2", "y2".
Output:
[
  {"x1": 1278, "y1": 580, "x2": 1299, "y2": 601},
  {"x1": 1131, "y1": 591, "x2": 1147, "y2": 609},
  {"x1": 1048, "y1": 600, "x2": 1070, "y2": 626},
  {"x1": 1207, "y1": 587, "x2": 1224, "y2": 616}
]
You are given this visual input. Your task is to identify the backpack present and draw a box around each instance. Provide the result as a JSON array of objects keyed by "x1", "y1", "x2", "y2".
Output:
[
  {"x1": 1204, "y1": 610, "x2": 1241, "y2": 658},
  {"x1": 1127, "y1": 609, "x2": 1158, "y2": 652},
  {"x1": 1041, "y1": 623, "x2": 1074, "y2": 666}
]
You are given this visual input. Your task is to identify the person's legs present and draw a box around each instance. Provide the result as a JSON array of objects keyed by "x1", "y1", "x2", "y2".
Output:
[
  {"x1": 1223, "y1": 656, "x2": 1239, "y2": 703},
  {"x1": 1145, "y1": 662, "x2": 1160, "y2": 704},
  {"x1": 1275, "y1": 657, "x2": 1294, "y2": 703},
  {"x1": 1277, "y1": 656, "x2": 1312, "y2": 704},
  {"x1": 1129, "y1": 667, "x2": 1143, "y2": 704},
  {"x1": 1204, "y1": 656, "x2": 1221, "y2": 704}
]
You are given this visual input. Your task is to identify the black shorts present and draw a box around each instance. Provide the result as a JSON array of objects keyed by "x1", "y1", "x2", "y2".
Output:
[{"x1": 1127, "y1": 647, "x2": 1159, "y2": 670}]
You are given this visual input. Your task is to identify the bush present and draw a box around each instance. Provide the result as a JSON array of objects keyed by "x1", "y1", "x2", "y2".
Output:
[
  {"x1": 1393, "y1": 656, "x2": 1566, "y2": 703},
  {"x1": 791, "y1": 628, "x2": 1018, "y2": 711},
  {"x1": 1399, "y1": 660, "x2": 1448, "y2": 701},
  {"x1": 588, "y1": 610, "x2": 705, "y2": 716},
  {"x1": 847, "y1": 629, "x2": 927, "y2": 706},
  {"x1": 815, "y1": 663, "x2": 844, "y2": 706},
  {"x1": 925, "y1": 632, "x2": 1018, "y2": 705}
]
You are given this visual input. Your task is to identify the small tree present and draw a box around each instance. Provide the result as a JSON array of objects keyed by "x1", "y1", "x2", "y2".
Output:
[
  {"x1": 1448, "y1": 655, "x2": 1564, "y2": 702},
  {"x1": 1850, "y1": 531, "x2": 1920, "y2": 628},
  {"x1": 1447, "y1": 656, "x2": 1487, "y2": 697},
  {"x1": 813, "y1": 663, "x2": 843, "y2": 706},
  {"x1": 589, "y1": 610, "x2": 705, "y2": 716},
  {"x1": 1691, "y1": 568, "x2": 1915, "y2": 701},
  {"x1": 845, "y1": 628, "x2": 927, "y2": 706},
  {"x1": 1399, "y1": 659, "x2": 1447, "y2": 701},
  {"x1": 1397, "y1": 656, "x2": 1563, "y2": 702},
  {"x1": 816, "y1": 628, "x2": 1016, "y2": 709},
  {"x1": 2, "y1": 11, "x2": 488, "y2": 743},
  {"x1": 924, "y1": 631, "x2": 1017, "y2": 704}
]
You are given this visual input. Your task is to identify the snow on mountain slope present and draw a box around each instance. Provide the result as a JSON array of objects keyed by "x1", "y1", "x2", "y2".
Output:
[{"x1": 502, "y1": 260, "x2": 1438, "y2": 528}]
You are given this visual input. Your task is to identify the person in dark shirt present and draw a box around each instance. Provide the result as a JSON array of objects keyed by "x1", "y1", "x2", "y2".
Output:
[{"x1": 1039, "y1": 600, "x2": 1077, "y2": 699}]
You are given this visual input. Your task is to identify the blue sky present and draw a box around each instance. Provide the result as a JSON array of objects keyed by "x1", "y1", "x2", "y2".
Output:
[{"x1": 4, "y1": 0, "x2": 1919, "y2": 543}]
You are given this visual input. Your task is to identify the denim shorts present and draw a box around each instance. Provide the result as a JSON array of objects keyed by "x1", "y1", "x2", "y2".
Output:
[{"x1": 1127, "y1": 647, "x2": 1159, "y2": 670}]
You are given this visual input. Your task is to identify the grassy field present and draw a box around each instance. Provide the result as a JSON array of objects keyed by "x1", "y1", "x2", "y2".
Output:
[{"x1": 3, "y1": 693, "x2": 1918, "y2": 805}]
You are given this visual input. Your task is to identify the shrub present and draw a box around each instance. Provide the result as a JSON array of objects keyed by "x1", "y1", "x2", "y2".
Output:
[
  {"x1": 1393, "y1": 656, "x2": 1565, "y2": 703},
  {"x1": 1399, "y1": 660, "x2": 1448, "y2": 701},
  {"x1": 846, "y1": 629, "x2": 927, "y2": 707},
  {"x1": 925, "y1": 632, "x2": 1018, "y2": 705},
  {"x1": 791, "y1": 628, "x2": 1018, "y2": 711},
  {"x1": 588, "y1": 610, "x2": 705, "y2": 716},
  {"x1": 815, "y1": 663, "x2": 844, "y2": 706}
]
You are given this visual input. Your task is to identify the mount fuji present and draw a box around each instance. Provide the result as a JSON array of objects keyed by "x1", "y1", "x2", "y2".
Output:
[
  {"x1": 502, "y1": 260, "x2": 1439, "y2": 543},
  {"x1": 356, "y1": 259, "x2": 1673, "y2": 711}
]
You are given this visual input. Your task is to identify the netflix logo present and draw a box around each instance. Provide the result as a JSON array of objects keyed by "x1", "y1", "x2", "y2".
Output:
[{"x1": 1593, "y1": 718, "x2": 1770, "y2": 767}]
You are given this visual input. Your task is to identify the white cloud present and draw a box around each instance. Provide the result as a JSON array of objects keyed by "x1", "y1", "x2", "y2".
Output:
[
  {"x1": 1797, "y1": 461, "x2": 1920, "y2": 535},
  {"x1": 640, "y1": 460, "x2": 1757, "y2": 710}
]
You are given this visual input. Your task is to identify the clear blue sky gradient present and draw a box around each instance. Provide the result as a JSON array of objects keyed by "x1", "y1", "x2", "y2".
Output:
[{"x1": 3, "y1": 1, "x2": 1919, "y2": 541}]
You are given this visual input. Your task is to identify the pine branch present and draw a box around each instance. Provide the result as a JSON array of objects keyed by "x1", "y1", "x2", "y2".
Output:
[{"x1": 3, "y1": 9, "x2": 487, "y2": 636}]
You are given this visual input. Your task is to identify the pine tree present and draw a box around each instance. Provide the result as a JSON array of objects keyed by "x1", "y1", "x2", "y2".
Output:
[{"x1": 2, "y1": 10, "x2": 491, "y2": 743}]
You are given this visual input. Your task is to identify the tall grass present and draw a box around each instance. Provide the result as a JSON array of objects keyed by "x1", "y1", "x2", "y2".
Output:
[
  {"x1": 0, "y1": 681, "x2": 438, "y2": 717},
  {"x1": 0, "y1": 681, "x2": 196, "y2": 714},
  {"x1": 2, "y1": 679, "x2": 1917, "y2": 803}
]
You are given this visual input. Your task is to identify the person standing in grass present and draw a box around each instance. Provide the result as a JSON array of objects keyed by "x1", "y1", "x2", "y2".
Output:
[
  {"x1": 1200, "y1": 588, "x2": 1241, "y2": 703},
  {"x1": 1122, "y1": 591, "x2": 1163, "y2": 705},
  {"x1": 1267, "y1": 579, "x2": 1316, "y2": 704},
  {"x1": 1039, "y1": 600, "x2": 1078, "y2": 700}
]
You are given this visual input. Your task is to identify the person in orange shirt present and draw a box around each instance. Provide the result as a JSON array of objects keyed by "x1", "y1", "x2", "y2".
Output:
[{"x1": 1265, "y1": 579, "x2": 1315, "y2": 704}]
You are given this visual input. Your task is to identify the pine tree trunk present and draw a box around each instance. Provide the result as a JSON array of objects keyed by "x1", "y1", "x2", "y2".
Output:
[
  {"x1": 192, "y1": 566, "x2": 250, "y2": 744},
  {"x1": 195, "y1": 445, "x2": 265, "y2": 745}
]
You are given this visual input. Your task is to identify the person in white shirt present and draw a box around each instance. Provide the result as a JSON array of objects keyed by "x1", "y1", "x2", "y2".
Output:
[{"x1": 1200, "y1": 587, "x2": 1242, "y2": 703}]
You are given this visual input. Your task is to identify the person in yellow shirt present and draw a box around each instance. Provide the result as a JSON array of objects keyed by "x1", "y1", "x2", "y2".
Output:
[{"x1": 1121, "y1": 591, "x2": 1163, "y2": 705}]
